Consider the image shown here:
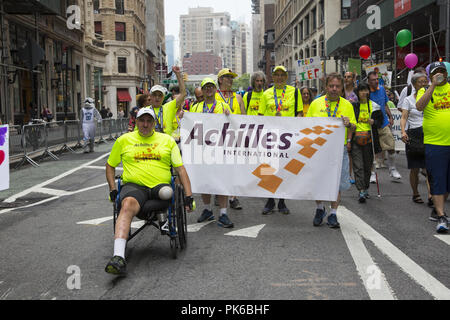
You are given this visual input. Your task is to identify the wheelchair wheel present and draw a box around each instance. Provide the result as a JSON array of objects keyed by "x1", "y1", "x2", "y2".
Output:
[{"x1": 176, "y1": 185, "x2": 187, "y2": 250}]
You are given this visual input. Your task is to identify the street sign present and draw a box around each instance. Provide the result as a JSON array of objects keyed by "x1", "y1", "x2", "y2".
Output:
[{"x1": 162, "y1": 79, "x2": 178, "y2": 84}]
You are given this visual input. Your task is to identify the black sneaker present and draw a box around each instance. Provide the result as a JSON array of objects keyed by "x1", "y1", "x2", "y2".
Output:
[
  {"x1": 105, "y1": 256, "x2": 126, "y2": 276},
  {"x1": 358, "y1": 191, "x2": 366, "y2": 203},
  {"x1": 229, "y1": 198, "x2": 242, "y2": 210},
  {"x1": 429, "y1": 208, "x2": 439, "y2": 222},
  {"x1": 278, "y1": 199, "x2": 290, "y2": 215},
  {"x1": 437, "y1": 215, "x2": 449, "y2": 234},
  {"x1": 327, "y1": 214, "x2": 341, "y2": 229},
  {"x1": 262, "y1": 198, "x2": 275, "y2": 215},
  {"x1": 197, "y1": 209, "x2": 214, "y2": 223},
  {"x1": 313, "y1": 208, "x2": 327, "y2": 226},
  {"x1": 217, "y1": 214, "x2": 234, "y2": 228}
]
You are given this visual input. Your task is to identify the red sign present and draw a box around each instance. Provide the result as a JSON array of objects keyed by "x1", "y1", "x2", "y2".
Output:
[{"x1": 394, "y1": 0, "x2": 411, "y2": 18}]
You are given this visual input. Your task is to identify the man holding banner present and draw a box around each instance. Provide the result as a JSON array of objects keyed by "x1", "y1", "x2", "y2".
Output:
[
  {"x1": 306, "y1": 73, "x2": 356, "y2": 228},
  {"x1": 258, "y1": 65, "x2": 303, "y2": 215},
  {"x1": 190, "y1": 77, "x2": 235, "y2": 228}
]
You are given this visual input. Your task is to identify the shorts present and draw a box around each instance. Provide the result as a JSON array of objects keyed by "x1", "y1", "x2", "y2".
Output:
[
  {"x1": 340, "y1": 147, "x2": 351, "y2": 192},
  {"x1": 119, "y1": 182, "x2": 171, "y2": 210},
  {"x1": 425, "y1": 144, "x2": 450, "y2": 195},
  {"x1": 378, "y1": 126, "x2": 395, "y2": 151}
]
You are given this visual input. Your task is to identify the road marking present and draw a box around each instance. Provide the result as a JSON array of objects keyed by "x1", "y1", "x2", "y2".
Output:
[
  {"x1": 37, "y1": 188, "x2": 72, "y2": 197},
  {"x1": 85, "y1": 165, "x2": 123, "y2": 171},
  {"x1": 339, "y1": 206, "x2": 450, "y2": 300},
  {"x1": 0, "y1": 196, "x2": 59, "y2": 215},
  {"x1": 3, "y1": 152, "x2": 110, "y2": 203},
  {"x1": 131, "y1": 221, "x2": 146, "y2": 229},
  {"x1": 340, "y1": 217, "x2": 395, "y2": 300},
  {"x1": 435, "y1": 235, "x2": 450, "y2": 246},
  {"x1": 187, "y1": 220, "x2": 215, "y2": 232},
  {"x1": 225, "y1": 224, "x2": 266, "y2": 238},
  {"x1": 77, "y1": 216, "x2": 113, "y2": 226}
]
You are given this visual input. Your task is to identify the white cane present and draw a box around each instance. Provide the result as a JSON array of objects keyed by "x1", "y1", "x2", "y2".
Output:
[{"x1": 370, "y1": 127, "x2": 381, "y2": 198}]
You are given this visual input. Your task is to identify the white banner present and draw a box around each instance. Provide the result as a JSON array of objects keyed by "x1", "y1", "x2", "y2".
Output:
[
  {"x1": 390, "y1": 109, "x2": 405, "y2": 152},
  {"x1": 295, "y1": 56, "x2": 322, "y2": 81},
  {"x1": 0, "y1": 125, "x2": 9, "y2": 191},
  {"x1": 180, "y1": 114, "x2": 345, "y2": 201}
]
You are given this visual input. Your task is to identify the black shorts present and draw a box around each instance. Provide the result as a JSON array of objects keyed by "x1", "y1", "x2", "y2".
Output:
[{"x1": 119, "y1": 182, "x2": 171, "y2": 210}]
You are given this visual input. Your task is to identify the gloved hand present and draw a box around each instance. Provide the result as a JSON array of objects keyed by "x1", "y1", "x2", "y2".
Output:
[
  {"x1": 185, "y1": 196, "x2": 196, "y2": 211},
  {"x1": 109, "y1": 190, "x2": 118, "y2": 202}
]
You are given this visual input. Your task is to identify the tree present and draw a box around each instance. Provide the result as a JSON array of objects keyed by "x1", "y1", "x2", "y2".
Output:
[{"x1": 232, "y1": 73, "x2": 251, "y2": 91}]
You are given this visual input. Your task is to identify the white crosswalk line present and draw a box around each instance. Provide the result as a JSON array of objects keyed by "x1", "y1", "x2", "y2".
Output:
[
  {"x1": 434, "y1": 235, "x2": 450, "y2": 246},
  {"x1": 187, "y1": 220, "x2": 215, "y2": 232},
  {"x1": 339, "y1": 206, "x2": 450, "y2": 300},
  {"x1": 131, "y1": 221, "x2": 146, "y2": 229},
  {"x1": 77, "y1": 216, "x2": 113, "y2": 226},
  {"x1": 225, "y1": 224, "x2": 266, "y2": 238}
]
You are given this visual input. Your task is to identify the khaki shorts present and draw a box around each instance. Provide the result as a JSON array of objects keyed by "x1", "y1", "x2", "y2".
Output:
[{"x1": 378, "y1": 126, "x2": 395, "y2": 151}]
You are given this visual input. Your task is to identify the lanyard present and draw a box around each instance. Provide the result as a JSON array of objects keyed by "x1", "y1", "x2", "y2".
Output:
[
  {"x1": 203, "y1": 100, "x2": 217, "y2": 113},
  {"x1": 325, "y1": 96, "x2": 340, "y2": 118},
  {"x1": 151, "y1": 106, "x2": 163, "y2": 131},
  {"x1": 218, "y1": 90, "x2": 234, "y2": 112},
  {"x1": 274, "y1": 86, "x2": 287, "y2": 112}
]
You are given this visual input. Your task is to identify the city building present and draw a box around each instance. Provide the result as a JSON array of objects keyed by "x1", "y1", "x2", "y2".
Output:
[
  {"x1": 274, "y1": 0, "x2": 345, "y2": 89},
  {"x1": 179, "y1": 7, "x2": 232, "y2": 72},
  {"x1": 256, "y1": 0, "x2": 276, "y2": 84},
  {"x1": 95, "y1": 0, "x2": 147, "y2": 117},
  {"x1": 146, "y1": 0, "x2": 166, "y2": 87},
  {"x1": 166, "y1": 35, "x2": 175, "y2": 71},
  {"x1": 327, "y1": 0, "x2": 445, "y2": 90},
  {"x1": 230, "y1": 21, "x2": 242, "y2": 75},
  {"x1": 182, "y1": 52, "x2": 222, "y2": 75}
]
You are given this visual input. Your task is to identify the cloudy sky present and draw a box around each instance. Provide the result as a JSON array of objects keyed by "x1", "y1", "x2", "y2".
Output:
[{"x1": 164, "y1": 0, "x2": 253, "y2": 62}]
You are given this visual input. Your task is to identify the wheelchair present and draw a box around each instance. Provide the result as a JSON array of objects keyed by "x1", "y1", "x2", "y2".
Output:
[{"x1": 112, "y1": 173, "x2": 188, "y2": 259}]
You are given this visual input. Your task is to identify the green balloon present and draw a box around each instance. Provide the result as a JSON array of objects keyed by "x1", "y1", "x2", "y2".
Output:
[{"x1": 396, "y1": 29, "x2": 412, "y2": 48}]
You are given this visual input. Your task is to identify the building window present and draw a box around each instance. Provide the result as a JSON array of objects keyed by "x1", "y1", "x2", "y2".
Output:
[
  {"x1": 312, "y1": 40, "x2": 317, "y2": 57},
  {"x1": 341, "y1": 0, "x2": 351, "y2": 20},
  {"x1": 118, "y1": 57, "x2": 127, "y2": 73},
  {"x1": 311, "y1": 7, "x2": 317, "y2": 31},
  {"x1": 93, "y1": 0, "x2": 99, "y2": 13},
  {"x1": 94, "y1": 21, "x2": 102, "y2": 39},
  {"x1": 300, "y1": 21, "x2": 304, "y2": 41},
  {"x1": 319, "y1": 0, "x2": 324, "y2": 26},
  {"x1": 319, "y1": 35, "x2": 325, "y2": 57},
  {"x1": 305, "y1": 15, "x2": 310, "y2": 37},
  {"x1": 115, "y1": 22, "x2": 126, "y2": 41},
  {"x1": 115, "y1": 0, "x2": 124, "y2": 15}
]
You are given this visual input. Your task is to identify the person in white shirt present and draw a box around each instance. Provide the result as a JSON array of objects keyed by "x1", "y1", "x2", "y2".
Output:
[{"x1": 80, "y1": 97, "x2": 102, "y2": 153}]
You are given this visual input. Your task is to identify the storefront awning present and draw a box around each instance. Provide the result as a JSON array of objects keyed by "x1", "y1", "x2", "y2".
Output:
[
  {"x1": 117, "y1": 89, "x2": 132, "y2": 102},
  {"x1": 2, "y1": 0, "x2": 60, "y2": 14}
]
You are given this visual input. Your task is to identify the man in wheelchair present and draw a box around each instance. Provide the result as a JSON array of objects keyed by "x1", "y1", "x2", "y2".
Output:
[{"x1": 105, "y1": 108, "x2": 194, "y2": 276}]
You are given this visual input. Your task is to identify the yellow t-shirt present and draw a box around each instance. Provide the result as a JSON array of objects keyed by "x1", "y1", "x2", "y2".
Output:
[
  {"x1": 356, "y1": 102, "x2": 372, "y2": 132},
  {"x1": 190, "y1": 100, "x2": 231, "y2": 114},
  {"x1": 258, "y1": 85, "x2": 303, "y2": 117},
  {"x1": 108, "y1": 131, "x2": 183, "y2": 188},
  {"x1": 134, "y1": 100, "x2": 178, "y2": 136},
  {"x1": 303, "y1": 103, "x2": 310, "y2": 116},
  {"x1": 416, "y1": 84, "x2": 450, "y2": 146},
  {"x1": 243, "y1": 90, "x2": 264, "y2": 116},
  {"x1": 172, "y1": 114, "x2": 181, "y2": 141},
  {"x1": 306, "y1": 95, "x2": 356, "y2": 144},
  {"x1": 216, "y1": 91, "x2": 242, "y2": 114}
]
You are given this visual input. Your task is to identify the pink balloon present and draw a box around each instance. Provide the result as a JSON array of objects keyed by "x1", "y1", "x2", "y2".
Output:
[{"x1": 405, "y1": 53, "x2": 418, "y2": 69}]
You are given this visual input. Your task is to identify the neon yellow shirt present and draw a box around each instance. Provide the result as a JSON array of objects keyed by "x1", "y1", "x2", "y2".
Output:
[
  {"x1": 416, "y1": 83, "x2": 450, "y2": 146},
  {"x1": 216, "y1": 91, "x2": 242, "y2": 114},
  {"x1": 356, "y1": 102, "x2": 372, "y2": 132},
  {"x1": 306, "y1": 96, "x2": 356, "y2": 144},
  {"x1": 134, "y1": 100, "x2": 178, "y2": 136},
  {"x1": 258, "y1": 85, "x2": 303, "y2": 117},
  {"x1": 172, "y1": 114, "x2": 181, "y2": 141},
  {"x1": 243, "y1": 91, "x2": 264, "y2": 116},
  {"x1": 108, "y1": 131, "x2": 183, "y2": 188},
  {"x1": 303, "y1": 103, "x2": 310, "y2": 116},
  {"x1": 190, "y1": 100, "x2": 231, "y2": 114}
]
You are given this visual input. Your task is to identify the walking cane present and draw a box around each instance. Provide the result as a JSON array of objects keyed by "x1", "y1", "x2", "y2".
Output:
[{"x1": 370, "y1": 128, "x2": 381, "y2": 198}]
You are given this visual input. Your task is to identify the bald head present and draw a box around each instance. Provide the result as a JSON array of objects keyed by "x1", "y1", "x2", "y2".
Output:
[{"x1": 194, "y1": 87, "x2": 204, "y2": 103}]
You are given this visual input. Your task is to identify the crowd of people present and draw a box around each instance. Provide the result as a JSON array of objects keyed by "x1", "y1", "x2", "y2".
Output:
[{"x1": 103, "y1": 63, "x2": 450, "y2": 276}]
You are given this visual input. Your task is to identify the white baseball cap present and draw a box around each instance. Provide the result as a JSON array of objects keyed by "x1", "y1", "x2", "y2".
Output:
[
  {"x1": 136, "y1": 108, "x2": 156, "y2": 120},
  {"x1": 150, "y1": 85, "x2": 167, "y2": 95}
]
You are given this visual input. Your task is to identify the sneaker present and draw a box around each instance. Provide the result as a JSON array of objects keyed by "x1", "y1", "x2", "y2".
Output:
[
  {"x1": 436, "y1": 215, "x2": 449, "y2": 233},
  {"x1": 327, "y1": 214, "x2": 341, "y2": 229},
  {"x1": 358, "y1": 191, "x2": 366, "y2": 203},
  {"x1": 159, "y1": 220, "x2": 169, "y2": 234},
  {"x1": 262, "y1": 198, "x2": 275, "y2": 215},
  {"x1": 429, "y1": 208, "x2": 440, "y2": 222},
  {"x1": 217, "y1": 214, "x2": 234, "y2": 228},
  {"x1": 363, "y1": 190, "x2": 370, "y2": 199},
  {"x1": 197, "y1": 209, "x2": 214, "y2": 223},
  {"x1": 278, "y1": 200, "x2": 290, "y2": 215},
  {"x1": 105, "y1": 256, "x2": 126, "y2": 276},
  {"x1": 370, "y1": 172, "x2": 377, "y2": 184},
  {"x1": 229, "y1": 197, "x2": 242, "y2": 210},
  {"x1": 313, "y1": 207, "x2": 327, "y2": 226},
  {"x1": 390, "y1": 167, "x2": 402, "y2": 181}
]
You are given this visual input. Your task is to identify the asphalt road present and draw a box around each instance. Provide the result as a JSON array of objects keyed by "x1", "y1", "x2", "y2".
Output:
[{"x1": 0, "y1": 141, "x2": 449, "y2": 302}]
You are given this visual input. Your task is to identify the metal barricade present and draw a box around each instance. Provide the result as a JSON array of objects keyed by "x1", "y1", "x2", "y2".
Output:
[
  {"x1": 8, "y1": 125, "x2": 24, "y2": 160},
  {"x1": 41, "y1": 121, "x2": 65, "y2": 161},
  {"x1": 16, "y1": 123, "x2": 47, "y2": 168},
  {"x1": 102, "y1": 119, "x2": 114, "y2": 141},
  {"x1": 95, "y1": 120, "x2": 107, "y2": 144},
  {"x1": 62, "y1": 120, "x2": 82, "y2": 153}
]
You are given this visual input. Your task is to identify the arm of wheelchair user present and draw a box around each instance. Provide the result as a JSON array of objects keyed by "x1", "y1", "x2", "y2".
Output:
[{"x1": 106, "y1": 163, "x2": 117, "y2": 201}]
